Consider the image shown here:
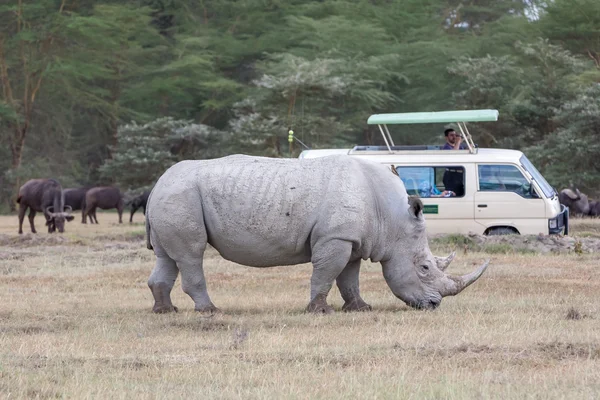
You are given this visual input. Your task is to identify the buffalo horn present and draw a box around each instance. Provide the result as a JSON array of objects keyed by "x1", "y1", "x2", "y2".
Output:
[
  {"x1": 439, "y1": 259, "x2": 490, "y2": 297},
  {"x1": 64, "y1": 205, "x2": 73, "y2": 213},
  {"x1": 45, "y1": 206, "x2": 54, "y2": 215}
]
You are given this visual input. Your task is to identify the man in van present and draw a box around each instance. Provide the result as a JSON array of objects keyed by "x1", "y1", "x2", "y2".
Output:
[{"x1": 442, "y1": 129, "x2": 466, "y2": 150}]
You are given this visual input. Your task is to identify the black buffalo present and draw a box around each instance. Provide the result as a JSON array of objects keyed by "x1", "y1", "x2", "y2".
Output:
[
  {"x1": 129, "y1": 191, "x2": 150, "y2": 223},
  {"x1": 63, "y1": 187, "x2": 96, "y2": 223},
  {"x1": 588, "y1": 201, "x2": 600, "y2": 217},
  {"x1": 83, "y1": 186, "x2": 124, "y2": 224},
  {"x1": 558, "y1": 188, "x2": 590, "y2": 217},
  {"x1": 17, "y1": 179, "x2": 74, "y2": 234}
]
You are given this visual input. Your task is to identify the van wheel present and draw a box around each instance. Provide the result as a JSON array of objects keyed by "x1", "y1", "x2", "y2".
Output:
[{"x1": 487, "y1": 227, "x2": 518, "y2": 236}]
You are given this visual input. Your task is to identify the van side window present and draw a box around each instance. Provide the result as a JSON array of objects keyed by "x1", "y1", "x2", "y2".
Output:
[
  {"x1": 395, "y1": 166, "x2": 465, "y2": 198},
  {"x1": 478, "y1": 164, "x2": 537, "y2": 198}
]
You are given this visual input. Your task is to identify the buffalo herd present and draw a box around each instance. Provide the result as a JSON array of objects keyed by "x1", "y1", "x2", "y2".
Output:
[
  {"x1": 17, "y1": 178, "x2": 150, "y2": 234},
  {"x1": 558, "y1": 187, "x2": 600, "y2": 217}
]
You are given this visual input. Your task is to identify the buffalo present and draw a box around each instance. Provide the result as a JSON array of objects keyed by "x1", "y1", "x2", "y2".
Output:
[
  {"x1": 83, "y1": 186, "x2": 124, "y2": 224},
  {"x1": 129, "y1": 191, "x2": 150, "y2": 223},
  {"x1": 589, "y1": 201, "x2": 600, "y2": 217},
  {"x1": 558, "y1": 188, "x2": 590, "y2": 217},
  {"x1": 63, "y1": 187, "x2": 96, "y2": 224},
  {"x1": 17, "y1": 179, "x2": 74, "y2": 234}
]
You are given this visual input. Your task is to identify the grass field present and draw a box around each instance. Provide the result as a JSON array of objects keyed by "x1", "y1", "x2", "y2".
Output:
[{"x1": 1, "y1": 214, "x2": 599, "y2": 399}]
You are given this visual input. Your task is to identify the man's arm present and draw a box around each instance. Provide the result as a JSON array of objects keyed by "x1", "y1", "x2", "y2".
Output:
[{"x1": 453, "y1": 136, "x2": 463, "y2": 150}]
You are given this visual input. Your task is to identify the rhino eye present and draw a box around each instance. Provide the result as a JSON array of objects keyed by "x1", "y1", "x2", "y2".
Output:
[{"x1": 421, "y1": 265, "x2": 429, "y2": 271}]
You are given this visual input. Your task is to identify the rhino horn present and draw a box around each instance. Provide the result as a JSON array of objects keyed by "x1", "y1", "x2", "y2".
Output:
[
  {"x1": 439, "y1": 259, "x2": 490, "y2": 297},
  {"x1": 434, "y1": 251, "x2": 455, "y2": 271}
]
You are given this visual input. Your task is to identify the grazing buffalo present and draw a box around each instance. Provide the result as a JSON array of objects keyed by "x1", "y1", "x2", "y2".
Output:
[
  {"x1": 17, "y1": 179, "x2": 74, "y2": 234},
  {"x1": 130, "y1": 191, "x2": 151, "y2": 223},
  {"x1": 145, "y1": 155, "x2": 489, "y2": 314},
  {"x1": 63, "y1": 187, "x2": 95, "y2": 223},
  {"x1": 588, "y1": 201, "x2": 600, "y2": 217},
  {"x1": 83, "y1": 186, "x2": 124, "y2": 224},
  {"x1": 558, "y1": 188, "x2": 590, "y2": 217}
]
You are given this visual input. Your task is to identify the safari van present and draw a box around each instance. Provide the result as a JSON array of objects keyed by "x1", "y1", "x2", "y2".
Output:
[{"x1": 298, "y1": 109, "x2": 569, "y2": 236}]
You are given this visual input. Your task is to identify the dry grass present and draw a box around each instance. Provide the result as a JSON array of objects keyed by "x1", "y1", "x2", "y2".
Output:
[{"x1": 1, "y1": 214, "x2": 599, "y2": 399}]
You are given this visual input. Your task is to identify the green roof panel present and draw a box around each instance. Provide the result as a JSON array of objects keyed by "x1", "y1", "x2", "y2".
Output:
[{"x1": 367, "y1": 109, "x2": 499, "y2": 125}]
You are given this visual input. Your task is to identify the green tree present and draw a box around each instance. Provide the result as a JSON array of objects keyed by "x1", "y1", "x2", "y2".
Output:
[{"x1": 99, "y1": 117, "x2": 226, "y2": 190}]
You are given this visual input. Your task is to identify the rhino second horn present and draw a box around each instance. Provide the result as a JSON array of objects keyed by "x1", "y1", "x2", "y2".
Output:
[
  {"x1": 439, "y1": 259, "x2": 490, "y2": 297},
  {"x1": 435, "y1": 251, "x2": 456, "y2": 271}
]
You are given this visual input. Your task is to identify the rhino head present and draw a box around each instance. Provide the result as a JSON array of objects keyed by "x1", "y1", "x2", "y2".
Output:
[{"x1": 381, "y1": 197, "x2": 489, "y2": 310}]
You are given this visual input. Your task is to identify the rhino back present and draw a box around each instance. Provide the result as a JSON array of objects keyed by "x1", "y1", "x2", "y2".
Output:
[{"x1": 149, "y1": 155, "x2": 391, "y2": 266}]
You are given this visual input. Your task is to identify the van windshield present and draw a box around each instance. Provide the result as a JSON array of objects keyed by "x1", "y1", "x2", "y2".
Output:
[{"x1": 520, "y1": 155, "x2": 555, "y2": 198}]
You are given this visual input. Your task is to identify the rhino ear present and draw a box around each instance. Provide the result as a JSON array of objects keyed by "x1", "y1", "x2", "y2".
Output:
[{"x1": 408, "y1": 196, "x2": 423, "y2": 218}]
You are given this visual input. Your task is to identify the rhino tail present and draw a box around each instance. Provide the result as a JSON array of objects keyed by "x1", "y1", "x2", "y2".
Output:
[
  {"x1": 146, "y1": 218, "x2": 153, "y2": 250},
  {"x1": 145, "y1": 191, "x2": 153, "y2": 250}
]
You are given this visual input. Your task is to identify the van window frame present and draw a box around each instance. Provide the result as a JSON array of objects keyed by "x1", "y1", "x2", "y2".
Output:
[
  {"x1": 393, "y1": 165, "x2": 466, "y2": 199},
  {"x1": 476, "y1": 163, "x2": 540, "y2": 199}
]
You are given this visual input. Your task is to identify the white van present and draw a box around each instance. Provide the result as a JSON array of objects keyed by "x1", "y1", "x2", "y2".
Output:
[{"x1": 298, "y1": 109, "x2": 569, "y2": 236}]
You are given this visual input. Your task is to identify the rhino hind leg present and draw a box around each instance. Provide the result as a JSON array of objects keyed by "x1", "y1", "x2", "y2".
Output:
[
  {"x1": 306, "y1": 239, "x2": 353, "y2": 314},
  {"x1": 336, "y1": 259, "x2": 372, "y2": 312},
  {"x1": 178, "y1": 256, "x2": 220, "y2": 314},
  {"x1": 148, "y1": 255, "x2": 180, "y2": 313}
]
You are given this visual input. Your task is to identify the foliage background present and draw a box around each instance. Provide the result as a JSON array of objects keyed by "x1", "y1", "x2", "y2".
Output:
[{"x1": 1, "y1": 0, "x2": 599, "y2": 210}]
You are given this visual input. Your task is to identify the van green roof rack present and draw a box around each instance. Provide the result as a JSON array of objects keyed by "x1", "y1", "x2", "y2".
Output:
[{"x1": 366, "y1": 109, "x2": 499, "y2": 154}]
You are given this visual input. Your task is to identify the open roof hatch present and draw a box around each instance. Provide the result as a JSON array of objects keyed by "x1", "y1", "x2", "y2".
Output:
[{"x1": 365, "y1": 109, "x2": 499, "y2": 154}]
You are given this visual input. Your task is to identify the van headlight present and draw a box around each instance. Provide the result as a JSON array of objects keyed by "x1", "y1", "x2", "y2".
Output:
[{"x1": 549, "y1": 219, "x2": 558, "y2": 229}]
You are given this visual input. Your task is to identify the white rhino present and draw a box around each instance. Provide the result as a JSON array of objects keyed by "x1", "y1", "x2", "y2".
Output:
[{"x1": 145, "y1": 154, "x2": 489, "y2": 313}]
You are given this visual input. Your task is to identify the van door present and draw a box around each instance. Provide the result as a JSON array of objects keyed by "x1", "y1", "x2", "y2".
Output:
[{"x1": 474, "y1": 164, "x2": 547, "y2": 234}]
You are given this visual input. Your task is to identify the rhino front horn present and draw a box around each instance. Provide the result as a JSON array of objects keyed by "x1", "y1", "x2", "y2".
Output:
[{"x1": 440, "y1": 259, "x2": 490, "y2": 297}]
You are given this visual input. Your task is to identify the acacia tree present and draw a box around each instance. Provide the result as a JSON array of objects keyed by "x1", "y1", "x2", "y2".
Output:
[{"x1": 0, "y1": 0, "x2": 69, "y2": 172}]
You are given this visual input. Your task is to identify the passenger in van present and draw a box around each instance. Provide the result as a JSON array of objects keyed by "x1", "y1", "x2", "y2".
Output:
[
  {"x1": 442, "y1": 129, "x2": 467, "y2": 150},
  {"x1": 443, "y1": 167, "x2": 465, "y2": 197},
  {"x1": 418, "y1": 181, "x2": 455, "y2": 198}
]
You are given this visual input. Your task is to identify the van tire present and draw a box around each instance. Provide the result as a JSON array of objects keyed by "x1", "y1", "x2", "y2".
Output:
[{"x1": 486, "y1": 227, "x2": 519, "y2": 236}]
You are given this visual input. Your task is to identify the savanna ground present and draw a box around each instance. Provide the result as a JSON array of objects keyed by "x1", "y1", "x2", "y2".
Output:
[{"x1": 1, "y1": 213, "x2": 599, "y2": 399}]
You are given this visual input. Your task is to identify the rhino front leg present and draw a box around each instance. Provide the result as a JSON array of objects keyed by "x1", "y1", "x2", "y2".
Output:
[
  {"x1": 306, "y1": 239, "x2": 352, "y2": 314},
  {"x1": 148, "y1": 256, "x2": 179, "y2": 313},
  {"x1": 336, "y1": 259, "x2": 372, "y2": 312}
]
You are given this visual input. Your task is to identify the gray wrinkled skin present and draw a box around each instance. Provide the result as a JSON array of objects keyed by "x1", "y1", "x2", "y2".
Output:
[{"x1": 146, "y1": 154, "x2": 488, "y2": 314}]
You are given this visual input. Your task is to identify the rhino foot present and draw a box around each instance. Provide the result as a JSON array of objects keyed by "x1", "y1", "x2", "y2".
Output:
[
  {"x1": 195, "y1": 304, "x2": 221, "y2": 315},
  {"x1": 306, "y1": 294, "x2": 334, "y2": 314},
  {"x1": 342, "y1": 299, "x2": 372, "y2": 312},
  {"x1": 153, "y1": 304, "x2": 178, "y2": 314}
]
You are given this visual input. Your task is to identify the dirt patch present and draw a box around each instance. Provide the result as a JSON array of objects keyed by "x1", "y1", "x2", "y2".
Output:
[
  {"x1": 0, "y1": 233, "x2": 76, "y2": 248},
  {"x1": 431, "y1": 233, "x2": 600, "y2": 254},
  {"x1": 389, "y1": 341, "x2": 600, "y2": 361}
]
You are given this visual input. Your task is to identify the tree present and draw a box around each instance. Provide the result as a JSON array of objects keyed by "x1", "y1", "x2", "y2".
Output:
[
  {"x1": 525, "y1": 84, "x2": 600, "y2": 194},
  {"x1": 0, "y1": 0, "x2": 69, "y2": 172},
  {"x1": 99, "y1": 118, "x2": 226, "y2": 190}
]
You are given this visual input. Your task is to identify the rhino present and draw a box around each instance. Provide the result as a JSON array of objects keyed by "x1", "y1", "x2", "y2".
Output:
[
  {"x1": 145, "y1": 155, "x2": 489, "y2": 314},
  {"x1": 559, "y1": 188, "x2": 590, "y2": 217}
]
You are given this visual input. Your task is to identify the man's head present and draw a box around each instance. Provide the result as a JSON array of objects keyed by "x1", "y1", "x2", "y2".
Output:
[{"x1": 444, "y1": 129, "x2": 459, "y2": 144}]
